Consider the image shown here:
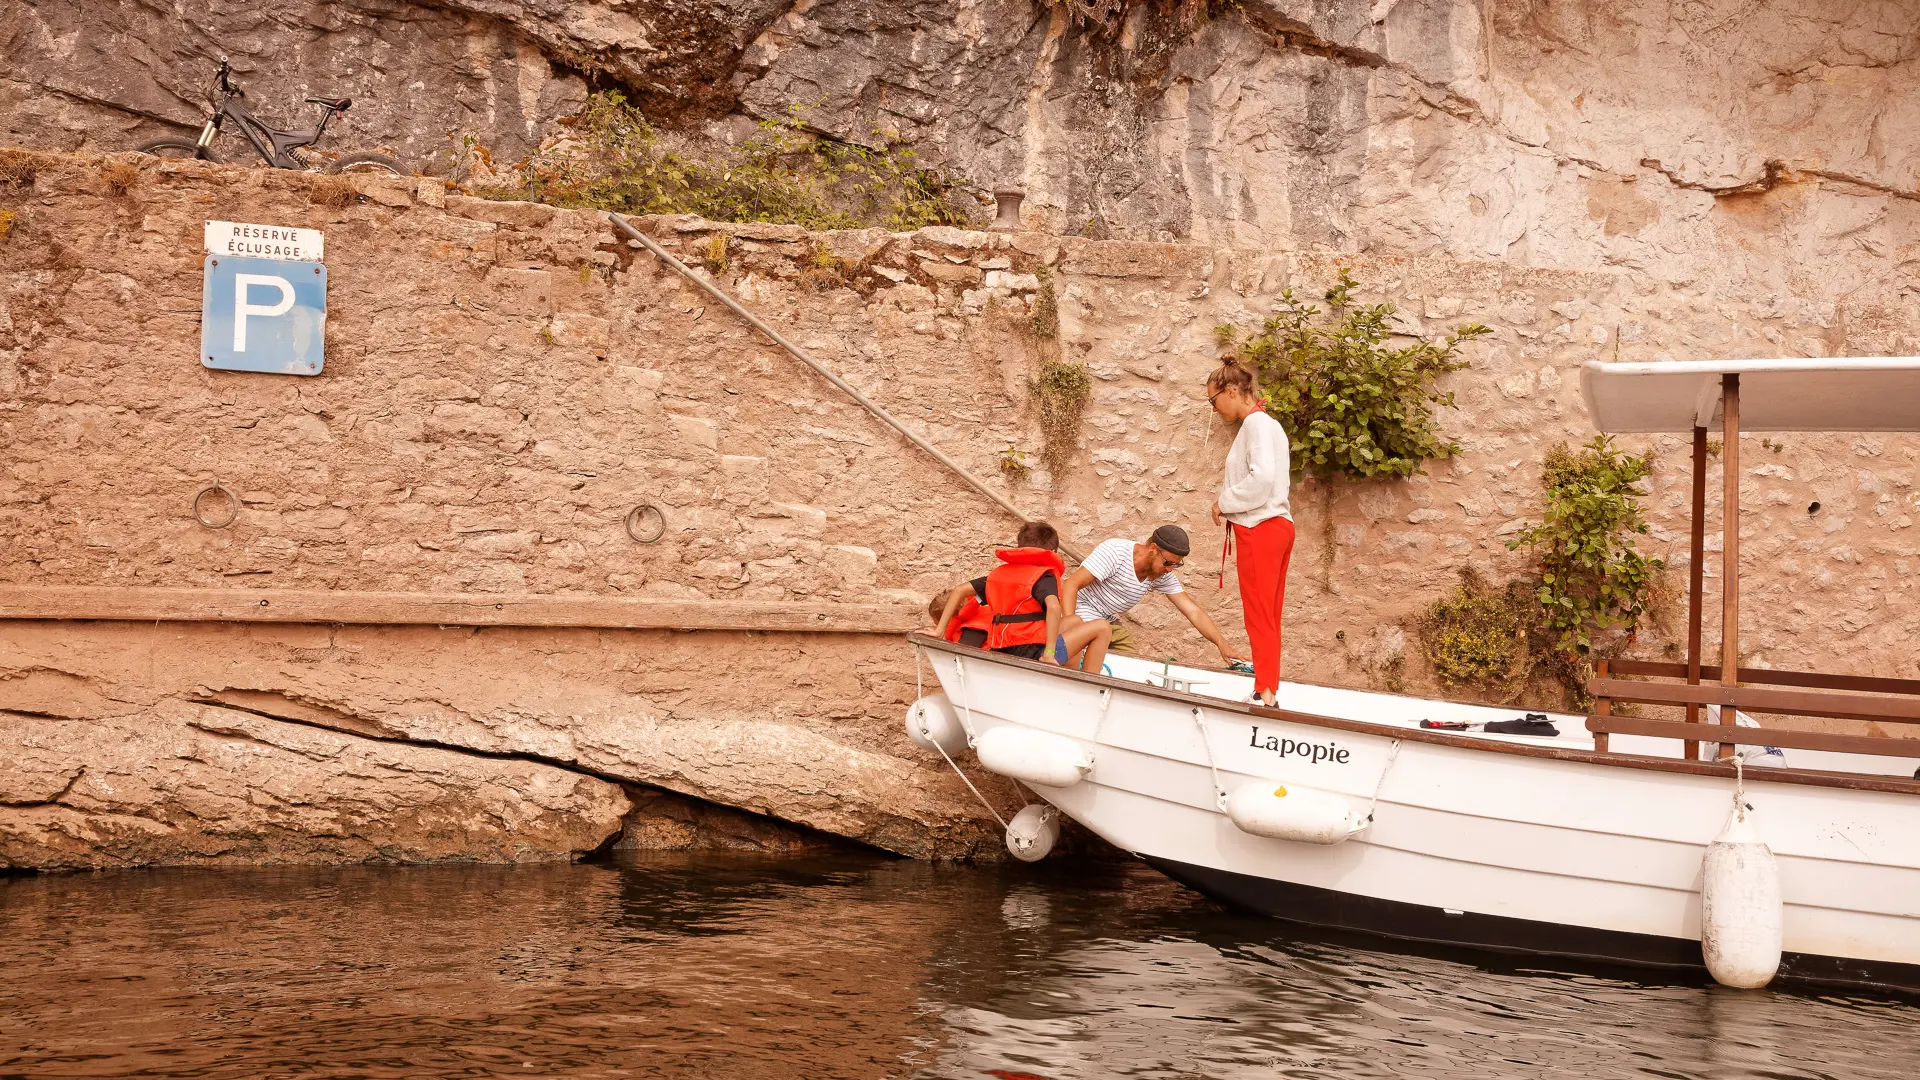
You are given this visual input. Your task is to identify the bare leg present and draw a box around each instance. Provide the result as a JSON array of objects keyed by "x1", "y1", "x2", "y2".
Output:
[{"x1": 1059, "y1": 616, "x2": 1112, "y2": 673}]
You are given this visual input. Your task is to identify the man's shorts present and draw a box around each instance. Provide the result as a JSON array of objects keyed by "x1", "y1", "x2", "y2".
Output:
[{"x1": 1107, "y1": 619, "x2": 1135, "y2": 654}]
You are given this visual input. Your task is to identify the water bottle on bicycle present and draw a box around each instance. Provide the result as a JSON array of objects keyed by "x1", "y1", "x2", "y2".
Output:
[{"x1": 135, "y1": 57, "x2": 407, "y2": 175}]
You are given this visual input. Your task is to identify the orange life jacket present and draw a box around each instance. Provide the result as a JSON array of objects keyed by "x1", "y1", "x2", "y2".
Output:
[
  {"x1": 944, "y1": 596, "x2": 991, "y2": 644},
  {"x1": 983, "y1": 547, "x2": 1067, "y2": 650}
]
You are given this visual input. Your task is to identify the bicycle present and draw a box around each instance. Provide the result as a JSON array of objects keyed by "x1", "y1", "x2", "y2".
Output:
[{"x1": 134, "y1": 58, "x2": 407, "y2": 175}]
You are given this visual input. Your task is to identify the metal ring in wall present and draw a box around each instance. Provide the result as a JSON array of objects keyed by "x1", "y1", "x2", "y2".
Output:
[
  {"x1": 193, "y1": 485, "x2": 240, "y2": 529},
  {"x1": 625, "y1": 503, "x2": 666, "y2": 544}
]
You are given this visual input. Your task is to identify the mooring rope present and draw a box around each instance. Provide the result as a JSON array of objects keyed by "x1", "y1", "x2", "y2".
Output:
[
  {"x1": 1190, "y1": 706, "x2": 1229, "y2": 810},
  {"x1": 1362, "y1": 739, "x2": 1403, "y2": 826},
  {"x1": 913, "y1": 646, "x2": 1009, "y2": 829}
]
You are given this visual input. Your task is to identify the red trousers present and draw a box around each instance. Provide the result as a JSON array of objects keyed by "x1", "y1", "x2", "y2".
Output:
[{"x1": 1232, "y1": 516, "x2": 1295, "y2": 696}]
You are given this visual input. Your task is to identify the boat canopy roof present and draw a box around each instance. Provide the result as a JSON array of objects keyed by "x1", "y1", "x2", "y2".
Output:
[{"x1": 1580, "y1": 357, "x2": 1920, "y2": 433}]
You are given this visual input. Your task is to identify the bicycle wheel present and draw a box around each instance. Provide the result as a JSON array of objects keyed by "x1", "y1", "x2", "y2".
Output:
[
  {"x1": 133, "y1": 138, "x2": 225, "y2": 163},
  {"x1": 329, "y1": 151, "x2": 408, "y2": 176}
]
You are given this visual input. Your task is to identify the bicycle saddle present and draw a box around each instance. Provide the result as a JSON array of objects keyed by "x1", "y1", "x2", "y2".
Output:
[{"x1": 305, "y1": 97, "x2": 352, "y2": 111}]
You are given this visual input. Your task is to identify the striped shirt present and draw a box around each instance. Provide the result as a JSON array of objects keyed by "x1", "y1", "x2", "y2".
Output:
[{"x1": 1073, "y1": 538, "x2": 1183, "y2": 620}]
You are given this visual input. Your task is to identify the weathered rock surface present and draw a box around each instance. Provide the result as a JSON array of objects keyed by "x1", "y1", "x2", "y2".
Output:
[
  {"x1": 0, "y1": 620, "x2": 1014, "y2": 865},
  {"x1": 0, "y1": 700, "x2": 632, "y2": 871},
  {"x1": 5, "y1": 1, "x2": 1914, "y2": 264}
]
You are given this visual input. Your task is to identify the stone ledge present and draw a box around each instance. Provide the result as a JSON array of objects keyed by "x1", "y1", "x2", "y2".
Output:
[{"x1": 0, "y1": 585, "x2": 921, "y2": 633}]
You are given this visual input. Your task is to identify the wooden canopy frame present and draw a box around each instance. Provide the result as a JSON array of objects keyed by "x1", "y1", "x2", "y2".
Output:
[{"x1": 1579, "y1": 360, "x2": 1920, "y2": 761}]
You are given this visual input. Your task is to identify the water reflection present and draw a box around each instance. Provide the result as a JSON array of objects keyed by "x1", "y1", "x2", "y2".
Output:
[{"x1": 0, "y1": 854, "x2": 1913, "y2": 1079}]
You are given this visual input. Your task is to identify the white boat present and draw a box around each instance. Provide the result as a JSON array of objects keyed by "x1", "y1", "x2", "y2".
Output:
[{"x1": 909, "y1": 358, "x2": 1920, "y2": 993}]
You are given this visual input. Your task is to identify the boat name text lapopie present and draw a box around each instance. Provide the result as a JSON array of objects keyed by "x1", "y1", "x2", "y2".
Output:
[{"x1": 1248, "y1": 726, "x2": 1351, "y2": 764}]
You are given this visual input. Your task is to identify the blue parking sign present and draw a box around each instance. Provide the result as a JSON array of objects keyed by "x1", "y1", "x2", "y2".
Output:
[{"x1": 201, "y1": 255, "x2": 326, "y2": 375}]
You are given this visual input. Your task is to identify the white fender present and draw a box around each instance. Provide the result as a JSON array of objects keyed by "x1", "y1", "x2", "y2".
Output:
[
  {"x1": 1005, "y1": 804, "x2": 1061, "y2": 862},
  {"x1": 1224, "y1": 781, "x2": 1369, "y2": 845},
  {"x1": 974, "y1": 726, "x2": 1091, "y2": 788},
  {"x1": 1701, "y1": 803, "x2": 1783, "y2": 989},
  {"x1": 904, "y1": 692, "x2": 968, "y2": 755}
]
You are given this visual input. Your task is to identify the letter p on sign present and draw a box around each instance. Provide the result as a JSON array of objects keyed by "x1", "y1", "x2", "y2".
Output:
[
  {"x1": 201, "y1": 254, "x2": 327, "y2": 375},
  {"x1": 233, "y1": 274, "x2": 295, "y2": 351}
]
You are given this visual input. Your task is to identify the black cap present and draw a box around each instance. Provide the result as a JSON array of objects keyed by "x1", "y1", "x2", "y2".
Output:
[{"x1": 1149, "y1": 524, "x2": 1191, "y2": 557}]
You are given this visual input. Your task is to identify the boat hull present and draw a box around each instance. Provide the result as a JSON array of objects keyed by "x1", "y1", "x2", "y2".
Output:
[
  {"x1": 1142, "y1": 854, "x2": 1920, "y2": 992},
  {"x1": 916, "y1": 638, "x2": 1920, "y2": 994}
]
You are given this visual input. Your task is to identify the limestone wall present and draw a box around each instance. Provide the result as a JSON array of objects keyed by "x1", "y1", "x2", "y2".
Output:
[{"x1": 3, "y1": 151, "x2": 1917, "y2": 868}]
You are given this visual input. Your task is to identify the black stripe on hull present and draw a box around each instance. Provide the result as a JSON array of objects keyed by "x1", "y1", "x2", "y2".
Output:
[{"x1": 1141, "y1": 854, "x2": 1920, "y2": 996}]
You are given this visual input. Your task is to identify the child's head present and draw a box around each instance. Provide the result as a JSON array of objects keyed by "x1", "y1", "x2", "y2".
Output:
[
  {"x1": 926, "y1": 593, "x2": 948, "y2": 624},
  {"x1": 1015, "y1": 520, "x2": 1060, "y2": 551}
]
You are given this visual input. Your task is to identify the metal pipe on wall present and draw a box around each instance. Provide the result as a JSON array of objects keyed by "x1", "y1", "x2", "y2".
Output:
[{"x1": 607, "y1": 213, "x2": 1086, "y2": 563}]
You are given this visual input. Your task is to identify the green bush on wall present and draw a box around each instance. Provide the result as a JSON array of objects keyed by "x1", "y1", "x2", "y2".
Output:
[
  {"x1": 1220, "y1": 269, "x2": 1489, "y2": 481},
  {"x1": 1510, "y1": 436, "x2": 1663, "y2": 662},
  {"x1": 1421, "y1": 569, "x2": 1535, "y2": 690}
]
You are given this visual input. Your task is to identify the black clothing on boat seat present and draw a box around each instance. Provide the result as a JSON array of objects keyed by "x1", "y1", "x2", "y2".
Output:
[{"x1": 1485, "y1": 714, "x2": 1559, "y2": 736}]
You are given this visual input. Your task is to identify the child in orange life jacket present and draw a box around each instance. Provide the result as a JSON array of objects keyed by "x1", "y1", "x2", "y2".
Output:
[
  {"x1": 926, "y1": 592, "x2": 989, "y2": 646},
  {"x1": 933, "y1": 521, "x2": 1066, "y2": 662}
]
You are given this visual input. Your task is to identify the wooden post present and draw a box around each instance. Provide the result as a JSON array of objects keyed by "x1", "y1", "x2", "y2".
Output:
[
  {"x1": 1719, "y1": 374, "x2": 1740, "y2": 759},
  {"x1": 1685, "y1": 425, "x2": 1707, "y2": 760},
  {"x1": 1593, "y1": 657, "x2": 1611, "y2": 753}
]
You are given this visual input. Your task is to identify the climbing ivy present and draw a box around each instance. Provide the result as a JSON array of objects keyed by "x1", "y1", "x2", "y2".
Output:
[
  {"x1": 1510, "y1": 436, "x2": 1664, "y2": 666},
  {"x1": 1221, "y1": 269, "x2": 1488, "y2": 480}
]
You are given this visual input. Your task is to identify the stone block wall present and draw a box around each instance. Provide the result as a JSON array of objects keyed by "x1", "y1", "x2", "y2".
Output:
[{"x1": 2, "y1": 151, "x2": 1917, "y2": 867}]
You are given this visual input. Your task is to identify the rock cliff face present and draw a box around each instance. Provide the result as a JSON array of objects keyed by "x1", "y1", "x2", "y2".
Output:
[{"x1": 6, "y1": 2, "x2": 1915, "y2": 262}]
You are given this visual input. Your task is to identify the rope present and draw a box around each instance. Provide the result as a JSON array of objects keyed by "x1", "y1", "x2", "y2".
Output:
[
  {"x1": 912, "y1": 645, "x2": 1008, "y2": 828},
  {"x1": 951, "y1": 656, "x2": 979, "y2": 746},
  {"x1": 933, "y1": 731, "x2": 1010, "y2": 830},
  {"x1": 1363, "y1": 739, "x2": 1403, "y2": 826},
  {"x1": 1191, "y1": 706, "x2": 1229, "y2": 810},
  {"x1": 607, "y1": 212, "x2": 1083, "y2": 563},
  {"x1": 1090, "y1": 688, "x2": 1113, "y2": 746},
  {"x1": 1733, "y1": 754, "x2": 1748, "y2": 822}
]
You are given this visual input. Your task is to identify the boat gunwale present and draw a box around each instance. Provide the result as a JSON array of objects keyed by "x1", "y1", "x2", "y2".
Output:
[{"x1": 910, "y1": 633, "x2": 1920, "y2": 797}]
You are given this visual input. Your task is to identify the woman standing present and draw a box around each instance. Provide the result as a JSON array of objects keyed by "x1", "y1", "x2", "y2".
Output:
[{"x1": 1206, "y1": 361, "x2": 1294, "y2": 707}]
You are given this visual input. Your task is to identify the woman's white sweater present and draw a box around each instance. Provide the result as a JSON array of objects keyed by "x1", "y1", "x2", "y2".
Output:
[{"x1": 1218, "y1": 410, "x2": 1292, "y2": 527}]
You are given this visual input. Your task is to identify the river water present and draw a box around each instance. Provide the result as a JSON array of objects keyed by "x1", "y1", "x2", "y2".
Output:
[{"x1": 1, "y1": 853, "x2": 1913, "y2": 1079}]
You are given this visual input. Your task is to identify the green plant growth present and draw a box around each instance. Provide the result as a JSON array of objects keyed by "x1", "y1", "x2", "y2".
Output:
[
  {"x1": 1509, "y1": 436, "x2": 1663, "y2": 666},
  {"x1": 702, "y1": 234, "x2": 729, "y2": 272},
  {"x1": 473, "y1": 92, "x2": 977, "y2": 231},
  {"x1": 999, "y1": 445, "x2": 1032, "y2": 480},
  {"x1": 796, "y1": 242, "x2": 846, "y2": 291},
  {"x1": 1028, "y1": 265, "x2": 1059, "y2": 339},
  {"x1": 1032, "y1": 357, "x2": 1092, "y2": 470},
  {"x1": 1222, "y1": 269, "x2": 1488, "y2": 480},
  {"x1": 0, "y1": 209, "x2": 13, "y2": 242},
  {"x1": 1420, "y1": 569, "x2": 1535, "y2": 690}
]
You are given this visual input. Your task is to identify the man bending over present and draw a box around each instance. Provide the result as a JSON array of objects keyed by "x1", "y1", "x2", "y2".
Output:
[{"x1": 1057, "y1": 525, "x2": 1240, "y2": 674}]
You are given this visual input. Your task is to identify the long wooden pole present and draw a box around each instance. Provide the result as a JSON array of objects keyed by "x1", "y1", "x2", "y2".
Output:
[
  {"x1": 1686, "y1": 424, "x2": 1707, "y2": 760},
  {"x1": 1719, "y1": 374, "x2": 1741, "y2": 757}
]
